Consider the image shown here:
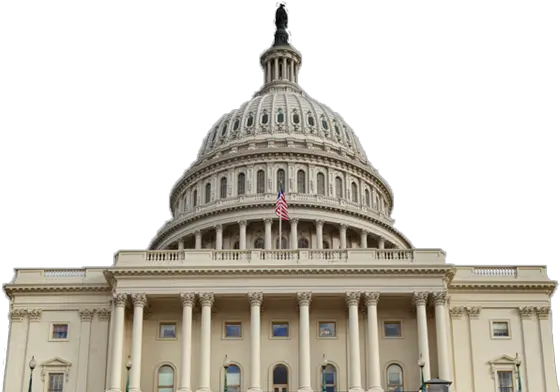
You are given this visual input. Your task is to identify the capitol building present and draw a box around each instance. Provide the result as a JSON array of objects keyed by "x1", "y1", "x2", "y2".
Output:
[{"x1": 2, "y1": 6, "x2": 559, "y2": 392}]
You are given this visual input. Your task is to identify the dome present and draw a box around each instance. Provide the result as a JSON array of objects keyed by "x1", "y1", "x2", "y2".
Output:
[{"x1": 149, "y1": 8, "x2": 412, "y2": 252}]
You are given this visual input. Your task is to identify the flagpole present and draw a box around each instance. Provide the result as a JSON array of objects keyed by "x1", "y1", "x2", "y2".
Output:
[{"x1": 278, "y1": 182, "x2": 282, "y2": 250}]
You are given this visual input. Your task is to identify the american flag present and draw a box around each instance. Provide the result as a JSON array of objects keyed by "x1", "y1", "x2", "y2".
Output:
[{"x1": 275, "y1": 186, "x2": 289, "y2": 220}]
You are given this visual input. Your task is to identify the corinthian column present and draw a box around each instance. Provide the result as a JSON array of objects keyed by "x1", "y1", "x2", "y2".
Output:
[
  {"x1": 129, "y1": 293, "x2": 147, "y2": 392},
  {"x1": 264, "y1": 218, "x2": 273, "y2": 250},
  {"x1": 106, "y1": 293, "x2": 127, "y2": 392},
  {"x1": 178, "y1": 293, "x2": 195, "y2": 392},
  {"x1": 315, "y1": 220, "x2": 324, "y2": 249},
  {"x1": 413, "y1": 292, "x2": 431, "y2": 380},
  {"x1": 215, "y1": 225, "x2": 223, "y2": 250},
  {"x1": 248, "y1": 292, "x2": 263, "y2": 392},
  {"x1": 339, "y1": 224, "x2": 347, "y2": 249},
  {"x1": 346, "y1": 292, "x2": 364, "y2": 392},
  {"x1": 297, "y1": 292, "x2": 312, "y2": 392},
  {"x1": 433, "y1": 292, "x2": 450, "y2": 381},
  {"x1": 290, "y1": 218, "x2": 299, "y2": 249},
  {"x1": 364, "y1": 292, "x2": 382, "y2": 392},
  {"x1": 196, "y1": 293, "x2": 214, "y2": 392},
  {"x1": 238, "y1": 221, "x2": 247, "y2": 250}
]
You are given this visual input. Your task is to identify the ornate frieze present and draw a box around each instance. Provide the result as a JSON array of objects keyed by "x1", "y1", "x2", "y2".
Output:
[
  {"x1": 199, "y1": 292, "x2": 214, "y2": 307},
  {"x1": 345, "y1": 292, "x2": 361, "y2": 307},
  {"x1": 518, "y1": 306, "x2": 534, "y2": 320},
  {"x1": 413, "y1": 292, "x2": 429, "y2": 306},
  {"x1": 297, "y1": 292, "x2": 312, "y2": 307},
  {"x1": 79, "y1": 309, "x2": 95, "y2": 322},
  {"x1": 248, "y1": 292, "x2": 264, "y2": 306},
  {"x1": 364, "y1": 292, "x2": 380, "y2": 306},
  {"x1": 180, "y1": 293, "x2": 196, "y2": 307}
]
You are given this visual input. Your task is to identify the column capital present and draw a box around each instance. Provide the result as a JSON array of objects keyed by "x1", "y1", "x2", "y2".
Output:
[
  {"x1": 361, "y1": 229, "x2": 369, "y2": 236},
  {"x1": 518, "y1": 306, "x2": 534, "y2": 319},
  {"x1": 79, "y1": 308, "x2": 95, "y2": 322},
  {"x1": 199, "y1": 292, "x2": 214, "y2": 307},
  {"x1": 364, "y1": 292, "x2": 380, "y2": 306},
  {"x1": 432, "y1": 291, "x2": 448, "y2": 306},
  {"x1": 264, "y1": 218, "x2": 273, "y2": 226},
  {"x1": 248, "y1": 292, "x2": 264, "y2": 306},
  {"x1": 449, "y1": 306, "x2": 465, "y2": 319},
  {"x1": 297, "y1": 292, "x2": 312, "y2": 307},
  {"x1": 131, "y1": 293, "x2": 148, "y2": 308},
  {"x1": 340, "y1": 223, "x2": 348, "y2": 230},
  {"x1": 290, "y1": 218, "x2": 299, "y2": 225},
  {"x1": 97, "y1": 308, "x2": 111, "y2": 321},
  {"x1": 412, "y1": 292, "x2": 429, "y2": 306},
  {"x1": 345, "y1": 292, "x2": 361, "y2": 307},
  {"x1": 113, "y1": 293, "x2": 128, "y2": 308},
  {"x1": 466, "y1": 306, "x2": 481, "y2": 319},
  {"x1": 8, "y1": 309, "x2": 27, "y2": 321},
  {"x1": 315, "y1": 219, "x2": 324, "y2": 227},
  {"x1": 194, "y1": 230, "x2": 201, "y2": 237},
  {"x1": 214, "y1": 224, "x2": 223, "y2": 232},
  {"x1": 535, "y1": 306, "x2": 551, "y2": 320},
  {"x1": 180, "y1": 293, "x2": 196, "y2": 307},
  {"x1": 27, "y1": 309, "x2": 42, "y2": 321},
  {"x1": 238, "y1": 220, "x2": 247, "y2": 228}
]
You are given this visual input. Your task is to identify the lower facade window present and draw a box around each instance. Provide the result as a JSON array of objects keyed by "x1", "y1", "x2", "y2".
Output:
[
  {"x1": 386, "y1": 364, "x2": 403, "y2": 391},
  {"x1": 321, "y1": 364, "x2": 337, "y2": 392},
  {"x1": 226, "y1": 365, "x2": 241, "y2": 392},
  {"x1": 273, "y1": 364, "x2": 288, "y2": 392},
  {"x1": 158, "y1": 365, "x2": 174, "y2": 392},
  {"x1": 48, "y1": 373, "x2": 64, "y2": 392},
  {"x1": 497, "y1": 371, "x2": 514, "y2": 392}
]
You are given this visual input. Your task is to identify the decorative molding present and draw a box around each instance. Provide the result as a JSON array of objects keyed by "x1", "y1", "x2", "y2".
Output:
[
  {"x1": 449, "y1": 306, "x2": 465, "y2": 319},
  {"x1": 40, "y1": 357, "x2": 71, "y2": 382},
  {"x1": 113, "y1": 293, "x2": 128, "y2": 307},
  {"x1": 4, "y1": 285, "x2": 111, "y2": 297},
  {"x1": 97, "y1": 308, "x2": 111, "y2": 321},
  {"x1": 248, "y1": 292, "x2": 264, "y2": 306},
  {"x1": 465, "y1": 306, "x2": 481, "y2": 319},
  {"x1": 79, "y1": 309, "x2": 95, "y2": 322},
  {"x1": 450, "y1": 283, "x2": 556, "y2": 296},
  {"x1": 345, "y1": 291, "x2": 361, "y2": 307},
  {"x1": 432, "y1": 291, "x2": 448, "y2": 306},
  {"x1": 518, "y1": 306, "x2": 534, "y2": 320},
  {"x1": 412, "y1": 292, "x2": 429, "y2": 306},
  {"x1": 28, "y1": 309, "x2": 42, "y2": 321},
  {"x1": 131, "y1": 293, "x2": 148, "y2": 308},
  {"x1": 535, "y1": 306, "x2": 550, "y2": 320},
  {"x1": 199, "y1": 292, "x2": 214, "y2": 307},
  {"x1": 363, "y1": 292, "x2": 380, "y2": 306},
  {"x1": 8, "y1": 309, "x2": 27, "y2": 322},
  {"x1": 180, "y1": 292, "x2": 196, "y2": 307},
  {"x1": 297, "y1": 292, "x2": 312, "y2": 307}
]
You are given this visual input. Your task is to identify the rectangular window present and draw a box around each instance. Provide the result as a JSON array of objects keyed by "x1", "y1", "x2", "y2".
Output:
[
  {"x1": 224, "y1": 322, "x2": 242, "y2": 338},
  {"x1": 497, "y1": 371, "x2": 513, "y2": 392},
  {"x1": 383, "y1": 321, "x2": 402, "y2": 338},
  {"x1": 51, "y1": 324, "x2": 68, "y2": 340},
  {"x1": 492, "y1": 321, "x2": 510, "y2": 337},
  {"x1": 271, "y1": 321, "x2": 289, "y2": 337},
  {"x1": 159, "y1": 323, "x2": 177, "y2": 339},
  {"x1": 48, "y1": 373, "x2": 64, "y2": 392},
  {"x1": 318, "y1": 321, "x2": 336, "y2": 337}
]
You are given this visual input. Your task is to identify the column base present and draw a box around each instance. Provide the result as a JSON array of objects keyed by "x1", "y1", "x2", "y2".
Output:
[
  {"x1": 105, "y1": 389, "x2": 121, "y2": 392},
  {"x1": 297, "y1": 387, "x2": 313, "y2": 392},
  {"x1": 247, "y1": 388, "x2": 262, "y2": 392},
  {"x1": 177, "y1": 388, "x2": 193, "y2": 392},
  {"x1": 367, "y1": 387, "x2": 384, "y2": 392},
  {"x1": 196, "y1": 388, "x2": 212, "y2": 392},
  {"x1": 129, "y1": 388, "x2": 142, "y2": 392},
  {"x1": 349, "y1": 387, "x2": 364, "y2": 392}
]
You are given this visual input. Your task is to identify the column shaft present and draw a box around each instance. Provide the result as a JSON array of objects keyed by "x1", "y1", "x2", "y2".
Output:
[
  {"x1": 297, "y1": 292, "x2": 312, "y2": 392},
  {"x1": 179, "y1": 293, "x2": 195, "y2": 392},
  {"x1": 434, "y1": 292, "x2": 450, "y2": 380},
  {"x1": 197, "y1": 293, "x2": 214, "y2": 392},
  {"x1": 316, "y1": 220, "x2": 324, "y2": 249},
  {"x1": 215, "y1": 225, "x2": 223, "y2": 250},
  {"x1": 239, "y1": 221, "x2": 247, "y2": 250},
  {"x1": 264, "y1": 219, "x2": 272, "y2": 250},
  {"x1": 248, "y1": 293, "x2": 263, "y2": 392},
  {"x1": 129, "y1": 294, "x2": 146, "y2": 392},
  {"x1": 340, "y1": 225, "x2": 347, "y2": 249},
  {"x1": 361, "y1": 231, "x2": 368, "y2": 248},
  {"x1": 195, "y1": 231, "x2": 202, "y2": 249},
  {"x1": 107, "y1": 294, "x2": 127, "y2": 392},
  {"x1": 364, "y1": 293, "x2": 382, "y2": 392},
  {"x1": 290, "y1": 219, "x2": 298, "y2": 249},
  {"x1": 77, "y1": 310, "x2": 94, "y2": 391},
  {"x1": 414, "y1": 292, "x2": 431, "y2": 380},
  {"x1": 346, "y1": 292, "x2": 363, "y2": 392}
]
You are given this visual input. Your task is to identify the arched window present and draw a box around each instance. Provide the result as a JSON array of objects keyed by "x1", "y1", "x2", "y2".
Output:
[
  {"x1": 238, "y1": 173, "x2": 246, "y2": 196},
  {"x1": 277, "y1": 110, "x2": 285, "y2": 123},
  {"x1": 257, "y1": 170, "x2": 265, "y2": 194},
  {"x1": 386, "y1": 364, "x2": 404, "y2": 391},
  {"x1": 321, "y1": 364, "x2": 337, "y2": 392},
  {"x1": 275, "y1": 237, "x2": 288, "y2": 249},
  {"x1": 351, "y1": 182, "x2": 358, "y2": 203},
  {"x1": 365, "y1": 188, "x2": 371, "y2": 207},
  {"x1": 220, "y1": 177, "x2": 227, "y2": 199},
  {"x1": 317, "y1": 173, "x2": 325, "y2": 195},
  {"x1": 261, "y1": 111, "x2": 269, "y2": 125},
  {"x1": 277, "y1": 169, "x2": 285, "y2": 191},
  {"x1": 246, "y1": 115, "x2": 254, "y2": 127},
  {"x1": 321, "y1": 117, "x2": 329, "y2": 130},
  {"x1": 292, "y1": 112, "x2": 300, "y2": 124},
  {"x1": 254, "y1": 238, "x2": 265, "y2": 249},
  {"x1": 273, "y1": 364, "x2": 289, "y2": 392},
  {"x1": 322, "y1": 240, "x2": 330, "y2": 249},
  {"x1": 335, "y1": 177, "x2": 343, "y2": 198},
  {"x1": 205, "y1": 183, "x2": 211, "y2": 203},
  {"x1": 298, "y1": 238, "x2": 309, "y2": 249},
  {"x1": 233, "y1": 118, "x2": 240, "y2": 131},
  {"x1": 193, "y1": 189, "x2": 198, "y2": 207},
  {"x1": 226, "y1": 365, "x2": 241, "y2": 392},
  {"x1": 157, "y1": 365, "x2": 174, "y2": 392},
  {"x1": 221, "y1": 122, "x2": 228, "y2": 137},
  {"x1": 297, "y1": 170, "x2": 306, "y2": 193},
  {"x1": 307, "y1": 114, "x2": 315, "y2": 127}
]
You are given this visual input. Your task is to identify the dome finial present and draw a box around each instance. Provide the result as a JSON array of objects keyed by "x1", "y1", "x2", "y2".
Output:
[{"x1": 274, "y1": 3, "x2": 289, "y2": 46}]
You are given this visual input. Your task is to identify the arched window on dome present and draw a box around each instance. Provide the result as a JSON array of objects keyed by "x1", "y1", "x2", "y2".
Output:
[
  {"x1": 279, "y1": 63, "x2": 283, "y2": 79},
  {"x1": 323, "y1": 240, "x2": 330, "y2": 249},
  {"x1": 257, "y1": 170, "x2": 265, "y2": 194},
  {"x1": 275, "y1": 237, "x2": 288, "y2": 249},
  {"x1": 193, "y1": 189, "x2": 198, "y2": 207},
  {"x1": 321, "y1": 117, "x2": 329, "y2": 131},
  {"x1": 322, "y1": 364, "x2": 337, "y2": 392},
  {"x1": 220, "y1": 177, "x2": 227, "y2": 199},
  {"x1": 225, "y1": 365, "x2": 241, "y2": 392},
  {"x1": 386, "y1": 364, "x2": 404, "y2": 391},
  {"x1": 307, "y1": 113, "x2": 315, "y2": 127},
  {"x1": 297, "y1": 170, "x2": 306, "y2": 193},
  {"x1": 261, "y1": 111, "x2": 269, "y2": 125},
  {"x1": 351, "y1": 182, "x2": 358, "y2": 203},
  {"x1": 246, "y1": 114, "x2": 254, "y2": 128},
  {"x1": 335, "y1": 177, "x2": 343, "y2": 199},
  {"x1": 237, "y1": 173, "x2": 246, "y2": 196},
  {"x1": 317, "y1": 173, "x2": 326, "y2": 196},
  {"x1": 221, "y1": 122, "x2": 228, "y2": 137},
  {"x1": 298, "y1": 238, "x2": 309, "y2": 249},
  {"x1": 292, "y1": 111, "x2": 300, "y2": 124},
  {"x1": 157, "y1": 365, "x2": 174, "y2": 392},
  {"x1": 365, "y1": 188, "x2": 371, "y2": 207},
  {"x1": 277, "y1": 109, "x2": 285, "y2": 124},
  {"x1": 277, "y1": 169, "x2": 286, "y2": 191},
  {"x1": 233, "y1": 118, "x2": 240, "y2": 131},
  {"x1": 254, "y1": 238, "x2": 265, "y2": 249},
  {"x1": 205, "y1": 183, "x2": 211, "y2": 203}
]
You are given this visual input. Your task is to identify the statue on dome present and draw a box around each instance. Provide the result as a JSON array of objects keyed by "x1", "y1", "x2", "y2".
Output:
[{"x1": 275, "y1": 3, "x2": 288, "y2": 30}]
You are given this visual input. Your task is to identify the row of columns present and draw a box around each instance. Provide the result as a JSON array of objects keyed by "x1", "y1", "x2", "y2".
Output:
[
  {"x1": 105, "y1": 291, "x2": 450, "y2": 392},
  {"x1": 177, "y1": 219, "x2": 387, "y2": 250}
]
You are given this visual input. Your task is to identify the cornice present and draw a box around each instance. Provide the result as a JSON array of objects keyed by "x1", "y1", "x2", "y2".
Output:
[
  {"x1": 449, "y1": 282, "x2": 556, "y2": 296},
  {"x1": 4, "y1": 284, "x2": 111, "y2": 298}
]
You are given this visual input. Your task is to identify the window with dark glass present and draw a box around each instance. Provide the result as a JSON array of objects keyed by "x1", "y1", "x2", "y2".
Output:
[
  {"x1": 257, "y1": 170, "x2": 265, "y2": 194},
  {"x1": 220, "y1": 177, "x2": 227, "y2": 199},
  {"x1": 205, "y1": 183, "x2": 211, "y2": 203},
  {"x1": 261, "y1": 112, "x2": 269, "y2": 125},
  {"x1": 322, "y1": 118, "x2": 329, "y2": 130},
  {"x1": 157, "y1": 365, "x2": 174, "y2": 392},
  {"x1": 292, "y1": 112, "x2": 300, "y2": 124},
  {"x1": 386, "y1": 364, "x2": 403, "y2": 391},
  {"x1": 276, "y1": 169, "x2": 285, "y2": 191},
  {"x1": 272, "y1": 321, "x2": 289, "y2": 337},
  {"x1": 275, "y1": 236, "x2": 288, "y2": 249},
  {"x1": 298, "y1": 238, "x2": 309, "y2": 248},
  {"x1": 273, "y1": 364, "x2": 289, "y2": 392},
  {"x1": 297, "y1": 170, "x2": 306, "y2": 193},
  {"x1": 308, "y1": 115, "x2": 315, "y2": 127},
  {"x1": 51, "y1": 324, "x2": 68, "y2": 340},
  {"x1": 351, "y1": 182, "x2": 358, "y2": 203},
  {"x1": 193, "y1": 189, "x2": 198, "y2": 207},
  {"x1": 317, "y1": 172, "x2": 325, "y2": 195},
  {"x1": 159, "y1": 323, "x2": 177, "y2": 339},
  {"x1": 246, "y1": 115, "x2": 254, "y2": 127},
  {"x1": 322, "y1": 240, "x2": 330, "y2": 249},
  {"x1": 224, "y1": 322, "x2": 242, "y2": 338},
  {"x1": 233, "y1": 241, "x2": 240, "y2": 250},
  {"x1": 237, "y1": 173, "x2": 246, "y2": 195},
  {"x1": 254, "y1": 237, "x2": 265, "y2": 249},
  {"x1": 277, "y1": 110, "x2": 284, "y2": 123},
  {"x1": 322, "y1": 364, "x2": 337, "y2": 392},
  {"x1": 384, "y1": 321, "x2": 402, "y2": 338},
  {"x1": 335, "y1": 177, "x2": 343, "y2": 198},
  {"x1": 319, "y1": 321, "x2": 336, "y2": 337},
  {"x1": 221, "y1": 123, "x2": 228, "y2": 136},
  {"x1": 48, "y1": 373, "x2": 64, "y2": 392},
  {"x1": 365, "y1": 188, "x2": 371, "y2": 207},
  {"x1": 226, "y1": 365, "x2": 241, "y2": 392},
  {"x1": 233, "y1": 119, "x2": 240, "y2": 130}
]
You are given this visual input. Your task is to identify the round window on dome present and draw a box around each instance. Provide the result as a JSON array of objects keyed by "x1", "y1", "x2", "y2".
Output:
[
  {"x1": 261, "y1": 112, "x2": 269, "y2": 125},
  {"x1": 307, "y1": 115, "x2": 315, "y2": 127},
  {"x1": 246, "y1": 115, "x2": 254, "y2": 127},
  {"x1": 233, "y1": 119, "x2": 240, "y2": 131},
  {"x1": 292, "y1": 112, "x2": 300, "y2": 124}
]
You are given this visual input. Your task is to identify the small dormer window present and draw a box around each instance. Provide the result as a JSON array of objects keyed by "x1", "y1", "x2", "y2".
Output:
[
  {"x1": 246, "y1": 115, "x2": 254, "y2": 127},
  {"x1": 307, "y1": 115, "x2": 315, "y2": 127},
  {"x1": 261, "y1": 112, "x2": 269, "y2": 125},
  {"x1": 221, "y1": 122, "x2": 228, "y2": 136},
  {"x1": 292, "y1": 112, "x2": 300, "y2": 124},
  {"x1": 233, "y1": 119, "x2": 240, "y2": 131},
  {"x1": 321, "y1": 118, "x2": 329, "y2": 130},
  {"x1": 277, "y1": 110, "x2": 284, "y2": 123}
]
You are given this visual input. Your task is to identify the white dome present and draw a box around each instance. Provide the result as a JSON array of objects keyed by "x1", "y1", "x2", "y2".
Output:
[{"x1": 196, "y1": 89, "x2": 369, "y2": 165}]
